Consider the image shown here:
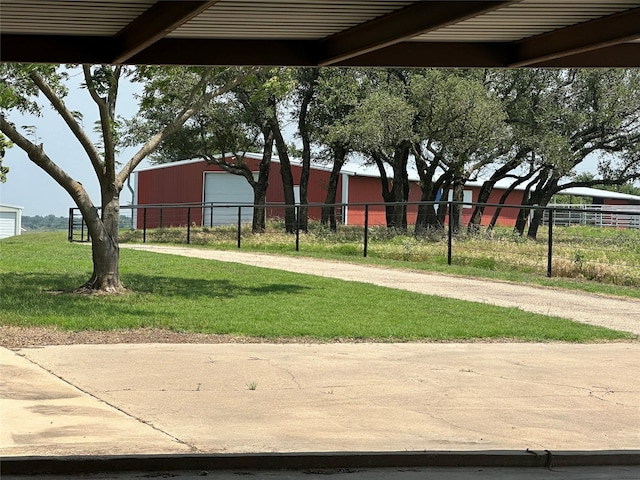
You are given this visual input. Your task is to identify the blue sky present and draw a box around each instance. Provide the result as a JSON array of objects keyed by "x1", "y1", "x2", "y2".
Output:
[{"x1": 0, "y1": 69, "x2": 146, "y2": 217}]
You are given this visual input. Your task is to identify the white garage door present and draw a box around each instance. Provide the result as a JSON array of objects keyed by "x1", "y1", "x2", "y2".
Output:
[
  {"x1": 0, "y1": 211, "x2": 17, "y2": 239},
  {"x1": 203, "y1": 172, "x2": 256, "y2": 226}
]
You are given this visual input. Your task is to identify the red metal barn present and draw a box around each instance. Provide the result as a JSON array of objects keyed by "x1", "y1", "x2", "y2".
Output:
[
  {"x1": 134, "y1": 154, "x2": 349, "y2": 229},
  {"x1": 132, "y1": 155, "x2": 529, "y2": 229},
  {"x1": 133, "y1": 155, "x2": 640, "y2": 229}
]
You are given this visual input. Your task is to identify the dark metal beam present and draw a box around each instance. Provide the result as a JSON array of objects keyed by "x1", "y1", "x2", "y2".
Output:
[
  {"x1": 128, "y1": 39, "x2": 320, "y2": 66},
  {"x1": 510, "y1": 7, "x2": 640, "y2": 67},
  {"x1": 0, "y1": 35, "x2": 115, "y2": 64},
  {"x1": 112, "y1": 1, "x2": 219, "y2": 64},
  {"x1": 2, "y1": 34, "x2": 639, "y2": 68},
  {"x1": 331, "y1": 42, "x2": 513, "y2": 68},
  {"x1": 530, "y1": 43, "x2": 640, "y2": 68},
  {"x1": 318, "y1": 1, "x2": 516, "y2": 66}
]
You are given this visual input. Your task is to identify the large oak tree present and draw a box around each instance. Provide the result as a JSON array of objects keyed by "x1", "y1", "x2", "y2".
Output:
[{"x1": 0, "y1": 64, "x2": 246, "y2": 292}]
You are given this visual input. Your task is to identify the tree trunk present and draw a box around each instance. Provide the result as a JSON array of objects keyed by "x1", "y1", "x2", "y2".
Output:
[
  {"x1": 515, "y1": 170, "x2": 548, "y2": 236},
  {"x1": 297, "y1": 68, "x2": 318, "y2": 233},
  {"x1": 376, "y1": 146, "x2": 409, "y2": 231},
  {"x1": 371, "y1": 153, "x2": 396, "y2": 228},
  {"x1": 514, "y1": 196, "x2": 531, "y2": 236},
  {"x1": 390, "y1": 144, "x2": 410, "y2": 231},
  {"x1": 467, "y1": 180, "x2": 495, "y2": 235},
  {"x1": 527, "y1": 209, "x2": 544, "y2": 240},
  {"x1": 81, "y1": 191, "x2": 124, "y2": 293},
  {"x1": 467, "y1": 155, "x2": 525, "y2": 235},
  {"x1": 414, "y1": 150, "x2": 443, "y2": 235},
  {"x1": 322, "y1": 146, "x2": 347, "y2": 231},
  {"x1": 252, "y1": 184, "x2": 268, "y2": 233},
  {"x1": 436, "y1": 184, "x2": 450, "y2": 228},
  {"x1": 298, "y1": 158, "x2": 310, "y2": 233},
  {"x1": 252, "y1": 129, "x2": 273, "y2": 233},
  {"x1": 271, "y1": 116, "x2": 297, "y2": 234},
  {"x1": 488, "y1": 176, "x2": 530, "y2": 231},
  {"x1": 526, "y1": 187, "x2": 556, "y2": 240},
  {"x1": 415, "y1": 188, "x2": 440, "y2": 236},
  {"x1": 451, "y1": 177, "x2": 464, "y2": 235}
]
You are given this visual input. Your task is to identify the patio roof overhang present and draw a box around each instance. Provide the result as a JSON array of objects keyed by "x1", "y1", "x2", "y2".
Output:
[{"x1": 1, "y1": 1, "x2": 639, "y2": 68}]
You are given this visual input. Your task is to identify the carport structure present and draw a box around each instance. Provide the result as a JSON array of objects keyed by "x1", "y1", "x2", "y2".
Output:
[
  {"x1": 1, "y1": 0, "x2": 639, "y2": 68},
  {"x1": 2, "y1": 1, "x2": 640, "y2": 476}
]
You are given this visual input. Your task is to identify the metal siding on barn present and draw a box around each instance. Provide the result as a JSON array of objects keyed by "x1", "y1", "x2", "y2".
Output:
[
  {"x1": 203, "y1": 172, "x2": 256, "y2": 226},
  {"x1": 0, "y1": 211, "x2": 18, "y2": 239}
]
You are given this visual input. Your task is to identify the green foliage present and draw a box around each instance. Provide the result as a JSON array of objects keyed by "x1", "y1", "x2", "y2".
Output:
[
  {"x1": 0, "y1": 132, "x2": 11, "y2": 182},
  {"x1": 350, "y1": 90, "x2": 416, "y2": 150},
  {"x1": 128, "y1": 66, "x2": 264, "y2": 164},
  {"x1": 411, "y1": 70, "x2": 507, "y2": 162},
  {"x1": 1, "y1": 232, "x2": 632, "y2": 342},
  {"x1": 0, "y1": 64, "x2": 68, "y2": 114}
]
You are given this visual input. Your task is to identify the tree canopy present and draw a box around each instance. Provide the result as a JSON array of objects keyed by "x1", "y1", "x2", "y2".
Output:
[{"x1": 1, "y1": 64, "x2": 247, "y2": 291}]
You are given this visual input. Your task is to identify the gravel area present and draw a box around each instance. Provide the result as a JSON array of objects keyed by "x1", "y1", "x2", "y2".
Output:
[
  {"x1": 2, "y1": 326, "x2": 635, "y2": 350},
  {"x1": 0, "y1": 326, "x2": 308, "y2": 350}
]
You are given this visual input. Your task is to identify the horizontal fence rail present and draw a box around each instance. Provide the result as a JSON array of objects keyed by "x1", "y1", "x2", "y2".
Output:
[{"x1": 69, "y1": 201, "x2": 640, "y2": 286}]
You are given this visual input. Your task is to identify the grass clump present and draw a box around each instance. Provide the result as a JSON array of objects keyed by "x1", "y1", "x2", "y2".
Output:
[{"x1": 0, "y1": 232, "x2": 635, "y2": 343}]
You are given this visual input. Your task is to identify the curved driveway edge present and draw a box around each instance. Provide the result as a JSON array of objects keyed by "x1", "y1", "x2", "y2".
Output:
[{"x1": 120, "y1": 245, "x2": 640, "y2": 335}]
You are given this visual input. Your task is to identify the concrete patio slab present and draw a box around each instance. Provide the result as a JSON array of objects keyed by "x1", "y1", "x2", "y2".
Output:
[{"x1": 3, "y1": 343, "x2": 638, "y2": 458}]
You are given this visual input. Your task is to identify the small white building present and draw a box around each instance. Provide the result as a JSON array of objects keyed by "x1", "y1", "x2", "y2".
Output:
[{"x1": 0, "y1": 204, "x2": 23, "y2": 239}]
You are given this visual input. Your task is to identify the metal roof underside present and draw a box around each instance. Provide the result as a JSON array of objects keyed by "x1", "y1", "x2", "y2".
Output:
[{"x1": 1, "y1": 0, "x2": 639, "y2": 67}]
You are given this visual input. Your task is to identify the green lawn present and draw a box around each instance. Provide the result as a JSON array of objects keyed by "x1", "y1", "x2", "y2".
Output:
[
  {"x1": 119, "y1": 222, "x2": 640, "y2": 298},
  {"x1": 0, "y1": 232, "x2": 635, "y2": 343}
]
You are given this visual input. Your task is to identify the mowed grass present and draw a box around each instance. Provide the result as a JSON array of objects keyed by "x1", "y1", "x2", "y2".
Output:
[
  {"x1": 119, "y1": 223, "x2": 640, "y2": 299},
  {"x1": 0, "y1": 232, "x2": 635, "y2": 342}
]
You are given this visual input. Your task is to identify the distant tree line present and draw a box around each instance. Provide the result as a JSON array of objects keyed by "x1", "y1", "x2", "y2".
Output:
[
  {"x1": 22, "y1": 215, "x2": 69, "y2": 231},
  {"x1": 23, "y1": 214, "x2": 132, "y2": 231}
]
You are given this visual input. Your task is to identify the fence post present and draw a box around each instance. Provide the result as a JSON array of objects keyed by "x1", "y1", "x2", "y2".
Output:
[
  {"x1": 295, "y1": 205, "x2": 300, "y2": 252},
  {"x1": 143, "y1": 208, "x2": 147, "y2": 243},
  {"x1": 363, "y1": 204, "x2": 369, "y2": 258},
  {"x1": 237, "y1": 206, "x2": 242, "y2": 248},
  {"x1": 187, "y1": 207, "x2": 191, "y2": 244},
  {"x1": 160, "y1": 208, "x2": 163, "y2": 228},
  {"x1": 68, "y1": 208, "x2": 73, "y2": 242},
  {"x1": 447, "y1": 201, "x2": 453, "y2": 266},
  {"x1": 210, "y1": 203, "x2": 214, "y2": 227},
  {"x1": 547, "y1": 207, "x2": 554, "y2": 277}
]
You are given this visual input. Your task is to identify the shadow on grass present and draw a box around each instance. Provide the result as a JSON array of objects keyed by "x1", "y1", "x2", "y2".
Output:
[
  {"x1": 123, "y1": 273, "x2": 311, "y2": 298},
  {"x1": 0, "y1": 272, "x2": 312, "y2": 322}
]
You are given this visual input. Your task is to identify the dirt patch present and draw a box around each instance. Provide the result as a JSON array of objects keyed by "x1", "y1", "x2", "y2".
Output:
[{"x1": 0, "y1": 326, "x2": 336, "y2": 349}]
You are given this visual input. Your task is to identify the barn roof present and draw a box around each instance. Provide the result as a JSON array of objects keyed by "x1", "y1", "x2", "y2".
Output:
[
  {"x1": 465, "y1": 179, "x2": 640, "y2": 202},
  {"x1": 558, "y1": 186, "x2": 640, "y2": 202},
  {"x1": 2, "y1": 1, "x2": 639, "y2": 67},
  {"x1": 135, "y1": 154, "x2": 640, "y2": 203}
]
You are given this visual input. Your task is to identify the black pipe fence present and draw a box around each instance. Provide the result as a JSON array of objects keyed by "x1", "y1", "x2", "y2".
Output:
[{"x1": 69, "y1": 201, "x2": 640, "y2": 284}]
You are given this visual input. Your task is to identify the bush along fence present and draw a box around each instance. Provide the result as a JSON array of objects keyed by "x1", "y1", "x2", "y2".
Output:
[{"x1": 69, "y1": 201, "x2": 640, "y2": 286}]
